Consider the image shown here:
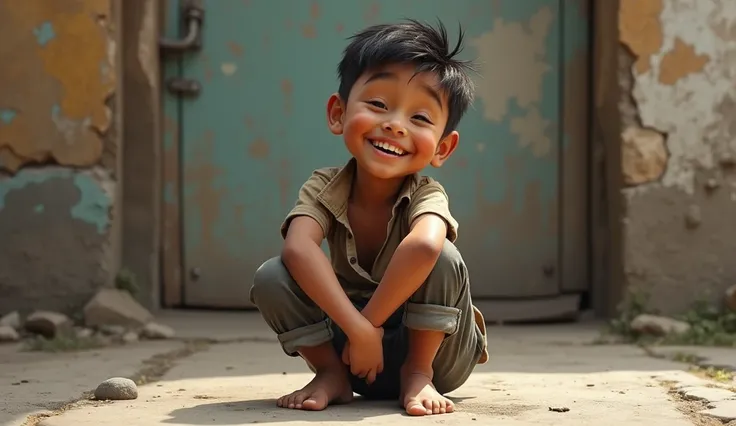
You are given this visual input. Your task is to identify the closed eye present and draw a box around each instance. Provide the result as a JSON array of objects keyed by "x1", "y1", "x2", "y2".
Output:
[
  {"x1": 413, "y1": 115, "x2": 433, "y2": 124},
  {"x1": 367, "y1": 100, "x2": 387, "y2": 109}
]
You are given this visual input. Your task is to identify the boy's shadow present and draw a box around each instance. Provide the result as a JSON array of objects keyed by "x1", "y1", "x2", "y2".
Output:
[{"x1": 162, "y1": 396, "x2": 475, "y2": 424}]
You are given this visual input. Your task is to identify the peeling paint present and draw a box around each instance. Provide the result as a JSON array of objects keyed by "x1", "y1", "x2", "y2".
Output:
[
  {"x1": 248, "y1": 138, "x2": 270, "y2": 159},
  {"x1": 623, "y1": 0, "x2": 736, "y2": 194},
  {"x1": 0, "y1": 0, "x2": 114, "y2": 172},
  {"x1": 0, "y1": 167, "x2": 112, "y2": 234},
  {"x1": 470, "y1": 6, "x2": 553, "y2": 122},
  {"x1": 0, "y1": 109, "x2": 17, "y2": 124},
  {"x1": 510, "y1": 107, "x2": 551, "y2": 157},
  {"x1": 33, "y1": 21, "x2": 56, "y2": 46},
  {"x1": 221, "y1": 63, "x2": 237, "y2": 76},
  {"x1": 620, "y1": 0, "x2": 736, "y2": 314},
  {"x1": 227, "y1": 41, "x2": 244, "y2": 57},
  {"x1": 658, "y1": 38, "x2": 710, "y2": 85},
  {"x1": 619, "y1": 0, "x2": 664, "y2": 74}
]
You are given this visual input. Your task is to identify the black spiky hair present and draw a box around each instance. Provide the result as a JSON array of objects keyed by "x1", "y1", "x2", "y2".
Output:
[{"x1": 337, "y1": 19, "x2": 476, "y2": 137}]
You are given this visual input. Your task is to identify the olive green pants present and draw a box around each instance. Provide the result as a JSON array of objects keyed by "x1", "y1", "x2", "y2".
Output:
[{"x1": 249, "y1": 240, "x2": 487, "y2": 399}]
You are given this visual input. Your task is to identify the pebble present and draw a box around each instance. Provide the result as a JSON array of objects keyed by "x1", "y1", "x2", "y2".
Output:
[
  {"x1": 24, "y1": 311, "x2": 73, "y2": 338},
  {"x1": 122, "y1": 331, "x2": 139, "y2": 344},
  {"x1": 94, "y1": 377, "x2": 138, "y2": 400},
  {"x1": 0, "y1": 311, "x2": 21, "y2": 330},
  {"x1": 99, "y1": 324, "x2": 126, "y2": 336},
  {"x1": 141, "y1": 322, "x2": 175, "y2": 340},
  {"x1": 0, "y1": 325, "x2": 20, "y2": 342},
  {"x1": 630, "y1": 314, "x2": 690, "y2": 336},
  {"x1": 75, "y1": 327, "x2": 94, "y2": 339}
]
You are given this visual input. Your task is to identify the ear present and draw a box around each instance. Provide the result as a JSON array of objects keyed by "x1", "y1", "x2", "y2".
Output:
[
  {"x1": 326, "y1": 93, "x2": 346, "y2": 135},
  {"x1": 430, "y1": 131, "x2": 459, "y2": 167}
]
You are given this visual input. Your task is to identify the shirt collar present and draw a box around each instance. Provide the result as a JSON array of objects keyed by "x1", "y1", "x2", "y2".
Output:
[{"x1": 316, "y1": 157, "x2": 420, "y2": 220}]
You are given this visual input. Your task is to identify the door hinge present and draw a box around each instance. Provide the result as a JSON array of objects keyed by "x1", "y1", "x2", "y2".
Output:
[{"x1": 166, "y1": 77, "x2": 201, "y2": 97}]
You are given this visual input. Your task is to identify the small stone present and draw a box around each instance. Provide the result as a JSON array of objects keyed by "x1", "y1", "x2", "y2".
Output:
[
  {"x1": 75, "y1": 327, "x2": 94, "y2": 339},
  {"x1": 720, "y1": 152, "x2": 736, "y2": 168},
  {"x1": 726, "y1": 285, "x2": 736, "y2": 312},
  {"x1": 94, "y1": 377, "x2": 138, "y2": 400},
  {"x1": 98, "y1": 325, "x2": 126, "y2": 336},
  {"x1": 141, "y1": 322, "x2": 175, "y2": 340},
  {"x1": 621, "y1": 126, "x2": 668, "y2": 185},
  {"x1": 0, "y1": 311, "x2": 21, "y2": 330},
  {"x1": 122, "y1": 331, "x2": 139, "y2": 344},
  {"x1": 0, "y1": 325, "x2": 20, "y2": 342},
  {"x1": 24, "y1": 311, "x2": 73, "y2": 339},
  {"x1": 679, "y1": 386, "x2": 736, "y2": 403},
  {"x1": 83, "y1": 288, "x2": 153, "y2": 329},
  {"x1": 699, "y1": 399, "x2": 736, "y2": 422},
  {"x1": 684, "y1": 205, "x2": 702, "y2": 229},
  {"x1": 630, "y1": 314, "x2": 691, "y2": 336},
  {"x1": 705, "y1": 178, "x2": 720, "y2": 191}
]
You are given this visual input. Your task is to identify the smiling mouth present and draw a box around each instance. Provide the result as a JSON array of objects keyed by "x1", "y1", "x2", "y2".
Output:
[{"x1": 369, "y1": 139, "x2": 407, "y2": 156}]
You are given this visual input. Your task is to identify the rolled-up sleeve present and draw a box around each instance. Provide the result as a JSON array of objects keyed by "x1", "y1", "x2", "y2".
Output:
[
  {"x1": 406, "y1": 180, "x2": 459, "y2": 242},
  {"x1": 280, "y1": 169, "x2": 333, "y2": 239}
]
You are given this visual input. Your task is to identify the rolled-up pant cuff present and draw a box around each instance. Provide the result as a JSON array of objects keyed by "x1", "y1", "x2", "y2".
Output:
[
  {"x1": 403, "y1": 303, "x2": 462, "y2": 335},
  {"x1": 277, "y1": 319, "x2": 333, "y2": 356}
]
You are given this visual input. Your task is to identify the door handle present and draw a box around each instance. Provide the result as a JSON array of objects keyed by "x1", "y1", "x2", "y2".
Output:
[{"x1": 160, "y1": 0, "x2": 204, "y2": 54}]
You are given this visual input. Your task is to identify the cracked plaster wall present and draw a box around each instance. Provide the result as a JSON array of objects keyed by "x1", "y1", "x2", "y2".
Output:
[
  {"x1": 0, "y1": 0, "x2": 120, "y2": 315},
  {"x1": 619, "y1": 0, "x2": 736, "y2": 314}
]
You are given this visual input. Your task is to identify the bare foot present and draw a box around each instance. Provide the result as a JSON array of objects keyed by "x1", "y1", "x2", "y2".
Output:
[
  {"x1": 277, "y1": 368, "x2": 353, "y2": 411},
  {"x1": 400, "y1": 369, "x2": 455, "y2": 416}
]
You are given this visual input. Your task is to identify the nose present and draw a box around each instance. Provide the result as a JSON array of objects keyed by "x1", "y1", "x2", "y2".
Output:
[{"x1": 382, "y1": 119, "x2": 407, "y2": 137}]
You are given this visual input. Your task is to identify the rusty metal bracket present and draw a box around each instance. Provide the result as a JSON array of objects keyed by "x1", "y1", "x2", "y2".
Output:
[
  {"x1": 159, "y1": 0, "x2": 204, "y2": 54},
  {"x1": 166, "y1": 77, "x2": 201, "y2": 97}
]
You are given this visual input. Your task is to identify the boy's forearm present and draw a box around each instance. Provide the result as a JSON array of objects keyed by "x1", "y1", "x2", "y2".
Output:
[
  {"x1": 361, "y1": 236, "x2": 442, "y2": 328},
  {"x1": 281, "y1": 240, "x2": 369, "y2": 338}
]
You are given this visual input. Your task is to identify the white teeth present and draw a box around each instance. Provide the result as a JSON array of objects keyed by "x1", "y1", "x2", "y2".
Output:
[{"x1": 370, "y1": 140, "x2": 405, "y2": 155}]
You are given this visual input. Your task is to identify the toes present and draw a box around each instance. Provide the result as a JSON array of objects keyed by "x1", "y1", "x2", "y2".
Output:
[
  {"x1": 445, "y1": 399, "x2": 455, "y2": 413},
  {"x1": 432, "y1": 399, "x2": 441, "y2": 414},
  {"x1": 405, "y1": 399, "x2": 430, "y2": 416},
  {"x1": 293, "y1": 392, "x2": 308, "y2": 409},
  {"x1": 286, "y1": 392, "x2": 301, "y2": 409}
]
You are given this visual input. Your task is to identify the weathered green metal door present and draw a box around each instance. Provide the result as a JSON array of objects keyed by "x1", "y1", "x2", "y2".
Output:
[{"x1": 162, "y1": 0, "x2": 590, "y2": 321}]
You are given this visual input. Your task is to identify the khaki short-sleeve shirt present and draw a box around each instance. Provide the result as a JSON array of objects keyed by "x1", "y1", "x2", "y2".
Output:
[{"x1": 280, "y1": 158, "x2": 459, "y2": 296}]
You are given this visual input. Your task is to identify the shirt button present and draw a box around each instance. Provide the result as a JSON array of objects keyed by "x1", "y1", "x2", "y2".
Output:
[
  {"x1": 349, "y1": 257, "x2": 357, "y2": 264},
  {"x1": 347, "y1": 233, "x2": 353, "y2": 239}
]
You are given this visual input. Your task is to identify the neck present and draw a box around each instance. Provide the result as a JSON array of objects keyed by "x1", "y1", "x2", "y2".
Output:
[{"x1": 351, "y1": 165, "x2": 407, "y2": 207}]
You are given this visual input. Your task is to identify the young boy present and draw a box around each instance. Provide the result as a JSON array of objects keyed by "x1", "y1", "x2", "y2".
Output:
[{"x1": 249, "y1": 19, "x2": 488, "y2": 417}]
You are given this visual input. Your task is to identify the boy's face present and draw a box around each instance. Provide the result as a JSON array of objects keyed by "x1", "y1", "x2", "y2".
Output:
[{"x1": 326, "y1": 63, "x2": 459, "y2": 180}]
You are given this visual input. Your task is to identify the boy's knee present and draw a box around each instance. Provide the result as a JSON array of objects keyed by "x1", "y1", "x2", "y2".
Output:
[
  {"x1": 250, "y1": 257, "x2": 291, "y2": 308},
  {"x1": 428, "y1": 240, "x2": 468, "y2": 293},
  {"x1": 404, "y1": 240, "x2": 469, "y2": 333}
]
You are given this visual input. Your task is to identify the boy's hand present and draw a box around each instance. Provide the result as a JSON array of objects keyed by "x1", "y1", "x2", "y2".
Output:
[{"x1": 342, "y1": 325, "x2": 384, "y2": 384}]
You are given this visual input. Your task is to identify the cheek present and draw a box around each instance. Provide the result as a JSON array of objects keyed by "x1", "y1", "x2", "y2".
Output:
[
  {"x1": 344, "y1": 111, "x2": 377, "y2": 136},
  {"x1": 411, "y1": 129, "x2": 440, "y2": 156}
]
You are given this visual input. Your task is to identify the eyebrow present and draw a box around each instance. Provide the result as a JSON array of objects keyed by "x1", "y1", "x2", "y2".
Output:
[{"x1": 365, "y1": 71, "x2": 444, "y2": 110}]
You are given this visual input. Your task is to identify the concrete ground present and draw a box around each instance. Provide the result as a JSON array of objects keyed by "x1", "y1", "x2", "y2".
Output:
[{"x1": 2, "y1": 311, "x2": 735, "y2": 426}]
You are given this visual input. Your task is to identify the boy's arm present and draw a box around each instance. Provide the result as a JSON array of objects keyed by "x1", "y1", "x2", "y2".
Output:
[
  {"x1": 282, "y1": 216, "x2": 374, "y2": 339},
  {"x1": 361, "y1": 181, "x2": 458, "y2": 328},
  {"x1": 361, "y1": 213, "x2": 447, "y2": 327},
  {"x1": 280, "y1": 169, "x2": 375, "y2": 339}
]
